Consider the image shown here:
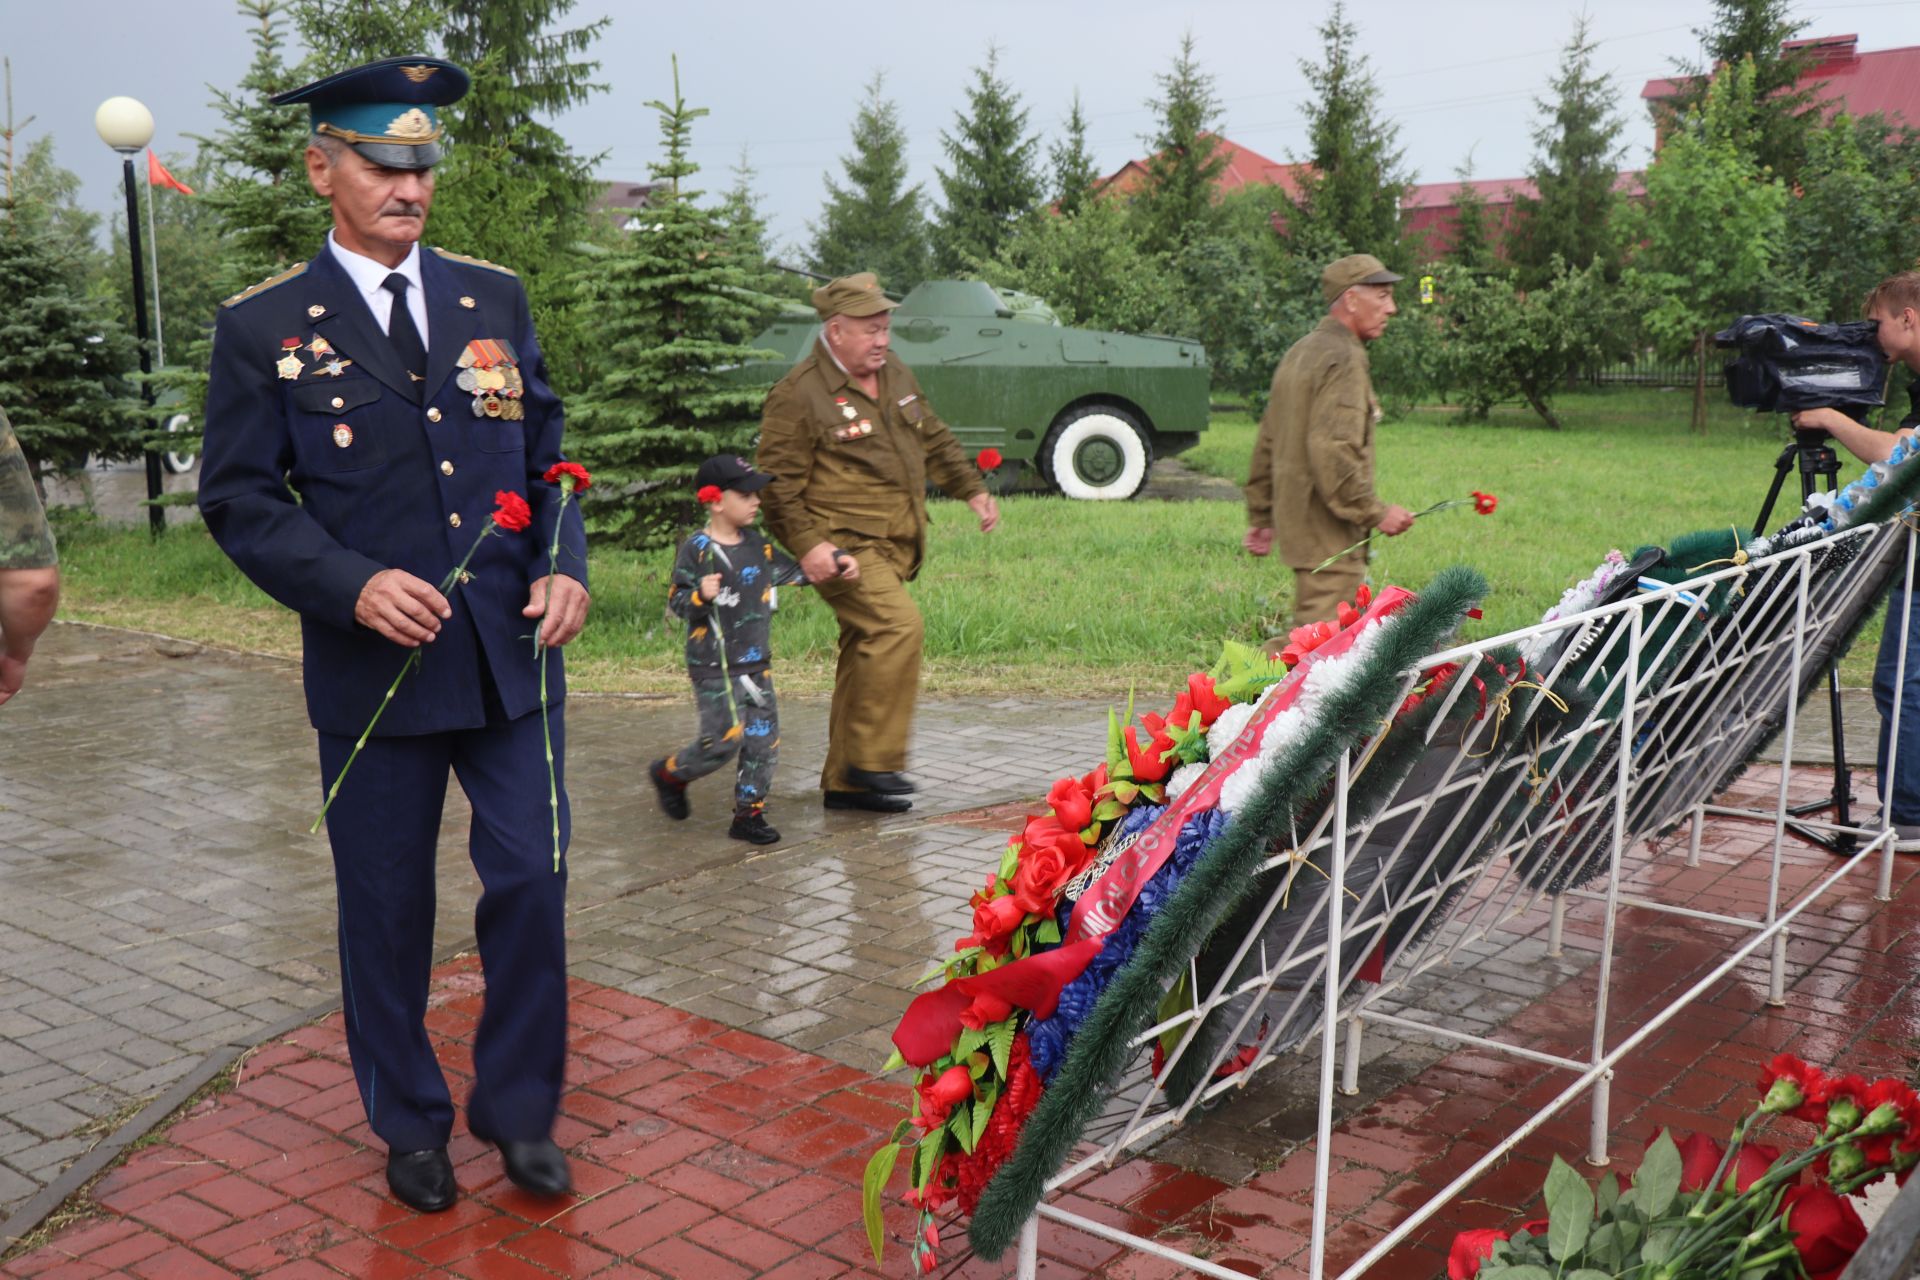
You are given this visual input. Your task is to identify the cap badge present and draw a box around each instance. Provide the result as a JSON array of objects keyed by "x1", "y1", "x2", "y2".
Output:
[
  {"x1": 386, "y1": 108, "x2": 435, "y2": 140},
  {"x1": 332, "y1": 423, "x2": 354, "y2": 448},
  {"x1": 400, "y1": 65, "x2": 439, "y2": 84}
]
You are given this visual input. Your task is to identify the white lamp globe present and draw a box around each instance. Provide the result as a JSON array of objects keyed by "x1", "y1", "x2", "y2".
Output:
[{"x1": 94, "y1": 97, "x2": 155, "y2": 153}]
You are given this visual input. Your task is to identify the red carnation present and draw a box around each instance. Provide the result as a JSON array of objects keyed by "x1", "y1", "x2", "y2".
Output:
[
  {"x1": 1472, "y1": 490, "x2": 1497, "y2": 515},
  {"x1": 1760, "y1": 1053, "x2": 1829, "y2": 1122},
  {"x1": 1447, "y1": 1228, "x2": 1508, "y2": 1280},
  {"x1": 543, "y1": 461, "x2": 593, "y2": 492},
  {"x1": 977, "y1": 447, "x2": 1003, "y2": 471},
  {"x1": 696, "y1": 484, "x2": 723, "y2": 505},
  {"x1": 491, "y1": 490, "x2": 532, "y2": 532}
]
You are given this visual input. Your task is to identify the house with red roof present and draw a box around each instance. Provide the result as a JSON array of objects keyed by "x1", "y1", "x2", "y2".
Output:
[
  {"x1": 1640, "y1": 34, "x2": 1920, "y2": 142},
  {"x1": 1096, "y1": 133, "x2": 1310, "y2": 204}
]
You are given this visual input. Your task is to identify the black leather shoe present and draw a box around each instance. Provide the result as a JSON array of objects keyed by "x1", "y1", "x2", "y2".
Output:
[
  {"x1": 488, "y1": 1136, "x2": 572, "y2": 1197},
  {"x1": 824, "y1": 790, "x2": 913, "y2": 813},
  {"x1": 844, "y1": 767, "x2": 916, "y2": 795},
  {"x1": 386, "y1": 1147, "x2": 457, "y2": 1213},
  {"x1": 649, "y1": 758, "x2": 690, "y2": 821}
]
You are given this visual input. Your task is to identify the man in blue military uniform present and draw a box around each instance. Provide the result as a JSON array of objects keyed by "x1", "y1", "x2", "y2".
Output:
[{"x1": 198, "y1": 56, "x2": 589, "y2": 1213}]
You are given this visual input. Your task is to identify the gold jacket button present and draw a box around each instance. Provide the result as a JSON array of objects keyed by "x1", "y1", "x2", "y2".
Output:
[
  {"x1": 427, "y1": 407, "x2": 442, "y2": 423},
  {"x1": 440, "y1": 460, "x2": 454, "y2": 476},
  {"x1": 449, "y1": 513, "x2": 462, "y2": 528},
  {"x1": 330, "y1": 396, "x2": 344, "y2": 409}
]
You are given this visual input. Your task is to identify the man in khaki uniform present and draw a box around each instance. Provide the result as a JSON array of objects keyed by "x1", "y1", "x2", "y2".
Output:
[
  {"x1": 1244, "y1": 254, "x2": 1414, "y2": 630},
  {"x1": 756, "y1": 273, "x2": 997, "y2": 813},
  {"x1": 0, "y1": 405, "x2": 60, "y2": 707}
]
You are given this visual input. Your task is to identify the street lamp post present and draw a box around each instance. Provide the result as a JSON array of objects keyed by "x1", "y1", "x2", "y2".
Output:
[{"x1": 94, "y1": 95, "x2": 164, "y2": 538}]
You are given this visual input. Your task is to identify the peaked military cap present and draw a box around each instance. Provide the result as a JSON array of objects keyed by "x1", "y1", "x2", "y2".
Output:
[
  {"x1": 271, "y1": 56, "x2": 469, "y2": 170},
  {"x1": 812, "y1": 272, "x2": 900, "y2": 320}
]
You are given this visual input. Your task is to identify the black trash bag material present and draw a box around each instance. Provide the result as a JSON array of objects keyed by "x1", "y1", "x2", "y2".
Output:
[{"x1": 1715, "y1": 313, "x2": 1889, "y2": 420}]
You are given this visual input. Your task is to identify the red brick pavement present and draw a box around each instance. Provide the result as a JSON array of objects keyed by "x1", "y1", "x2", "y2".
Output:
[{"x1": 7, "y1": 767, "x2": 1920, "y2": 1279}]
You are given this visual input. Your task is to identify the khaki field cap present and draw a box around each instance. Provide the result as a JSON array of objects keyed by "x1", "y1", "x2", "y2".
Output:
[
  {"x1": 812, "y1": 272, "x2": 900, "y2": 320},
  {"x1": 1322, "y1": 254, "x2": 1404, "y2": 303}
]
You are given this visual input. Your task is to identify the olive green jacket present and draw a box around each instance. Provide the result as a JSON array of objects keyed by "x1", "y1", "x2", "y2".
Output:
[
  {"x1": 1244, "y1": 316, "x2": 1387, "y2": 570},
  {"x1": 756, "y1": 341, "x2": 983, "y2": 579}
]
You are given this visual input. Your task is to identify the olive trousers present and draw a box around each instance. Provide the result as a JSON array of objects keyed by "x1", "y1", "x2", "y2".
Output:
[
  {"x1": 813, "y1": 541, "x2": 924, "y2": 792},
  {"x1": 1265, "y1": 560, "x2": 1368, "y2": 658}
]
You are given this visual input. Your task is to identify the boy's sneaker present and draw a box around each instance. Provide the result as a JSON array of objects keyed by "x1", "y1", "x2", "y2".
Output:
[
  {"x1": 649, "y1": 759, "x2": 689, "y2": 821},
  {"x1": 729, "y1": 809, "x2": 781, "y2": 845}
]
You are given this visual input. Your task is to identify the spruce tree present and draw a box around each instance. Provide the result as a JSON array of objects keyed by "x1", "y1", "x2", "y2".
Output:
[
  {"x1": 715, "y1": 151, "x2": 797, "y2": 325},
  {"x1": 1667, "y1": 0, "x2": 1819, "y2": 182},
  {"x1": 1444, "y1": 160, "x2": 1500, "y2": 272},
  {"x1": 1282, "y1": 2, "x2": 1410, "y2": 265},
  {"x1": 1050, "y1": 91, "x2": 1100, "y2": 215},
  {"x1": 811, "y1": 74, "x2": 930, "y2": 291},
  {"x1": 1130, "y1": 32, "x2": 1228, "y2": 256},
  {"x1": 1508, "y1": 15, "x2": 1625, "y2": 289},
  {"x1": 934, "y1": 45, "x2": 1043, "y2": 274},
  {"x1": 0, "y1": 79, "x2": 135, "y2": 477},
  {"x1": 567, "y1": 58, "x2": 779, "y2": 550}
]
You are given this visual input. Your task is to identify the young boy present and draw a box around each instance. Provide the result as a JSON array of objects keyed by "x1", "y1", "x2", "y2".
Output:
[{"x1": 650, "y1": 455, "x2": 856, "y2": 843}]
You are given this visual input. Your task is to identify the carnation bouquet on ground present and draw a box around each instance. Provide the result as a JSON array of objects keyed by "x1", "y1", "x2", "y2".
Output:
[
  {"x1": 862, "y1": 571, "x2": 1490, "y2": 1270},
  {"x1": 1450, "y1": 1054, "x2": 1919, "y2": 1280}
]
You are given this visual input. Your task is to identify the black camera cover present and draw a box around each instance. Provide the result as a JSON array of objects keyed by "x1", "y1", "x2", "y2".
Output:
[{"x1": 1714, "y1": 313, "x2": 1888, "y2": 418}]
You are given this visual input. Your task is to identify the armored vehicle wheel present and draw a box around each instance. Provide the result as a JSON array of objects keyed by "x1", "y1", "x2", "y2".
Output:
[{"x1": 1040, "y1": 405, "x2": 1151, "y2": 500}]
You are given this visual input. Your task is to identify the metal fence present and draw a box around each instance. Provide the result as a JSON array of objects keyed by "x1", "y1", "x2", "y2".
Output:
[{"x1": 1011, "y1": 515, "x2": 1916, "y2": 1277}]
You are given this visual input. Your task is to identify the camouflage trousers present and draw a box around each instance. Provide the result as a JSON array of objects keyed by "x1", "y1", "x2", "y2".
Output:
[
  {"x1": 0, "y1": 408, "x2": 56, "y2": 570},
  {"x1": 663, "y1": 673, "x2": 779, "y2": 812}
]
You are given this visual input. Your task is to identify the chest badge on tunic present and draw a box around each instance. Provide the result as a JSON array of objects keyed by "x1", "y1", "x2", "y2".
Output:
[
  {"x1": 331, "y1": 423, "x2": 353, "y2": 448},
  {"x1": 319, "y1": 358, "x2": 352, "y2": 377},
  {"x1": 276, "y1": 337, "x2": 305, "y2": 380},
  {"x1": 459, "y1": 296, "x2": 475, "y2": 309},
  {"x1": 307, "y1": 335, "x2": 333, "y2": 358},
  {"x1": 307, "y1": 305, "x2": 326, "y2": 320}
]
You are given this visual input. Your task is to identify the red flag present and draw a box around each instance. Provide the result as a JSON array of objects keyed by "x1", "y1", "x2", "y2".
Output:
[{"x1": 147, "y1": 151, "x2": 194, "y2": 196}]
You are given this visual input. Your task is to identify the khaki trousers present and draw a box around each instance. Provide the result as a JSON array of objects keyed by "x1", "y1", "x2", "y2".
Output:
[
  {"x1": 813, "y1": 542, "x2": 924, "y2": 792},
  {"x1": 1263, "y1": 561, "x2": 1368, "y2": 657}
]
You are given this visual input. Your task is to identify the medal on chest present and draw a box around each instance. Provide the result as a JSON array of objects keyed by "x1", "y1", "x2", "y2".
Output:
[{"x1": 457, "y1": 339, "x2": 525, "y2": 421}]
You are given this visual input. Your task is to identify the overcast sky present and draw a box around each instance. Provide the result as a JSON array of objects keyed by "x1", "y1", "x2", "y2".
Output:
[{"x1": 8, "y1": 0, "x2": 1919, "y2": 256}]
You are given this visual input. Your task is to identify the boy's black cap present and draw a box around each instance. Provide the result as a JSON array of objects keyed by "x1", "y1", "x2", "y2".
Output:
[{"x1": 695, "y1": 454, "x2": 772, "y2": 494}]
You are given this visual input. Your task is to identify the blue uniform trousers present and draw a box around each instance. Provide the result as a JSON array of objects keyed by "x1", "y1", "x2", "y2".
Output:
[
  {"x1": 317, "y1": 706, "x2": 569, "y2": 1152},
  {"x1": 1875, "y1": 566, "x2": 1920, "y2": 825}
]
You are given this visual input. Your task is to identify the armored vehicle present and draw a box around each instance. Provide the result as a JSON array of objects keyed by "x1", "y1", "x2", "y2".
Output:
[{"x1": 737, "y1": 280, "x2": 1210, "y2": 500}]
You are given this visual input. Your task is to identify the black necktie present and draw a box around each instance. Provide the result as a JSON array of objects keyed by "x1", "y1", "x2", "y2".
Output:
[{"x1": 382, "y1": 273, "x2": 427, "y2": 400}]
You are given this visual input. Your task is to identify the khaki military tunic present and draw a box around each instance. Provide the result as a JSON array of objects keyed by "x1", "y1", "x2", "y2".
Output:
[
  {"x1": 757, "y1": 341, "x2": 983, "y2": 791},
  {"x1": 1244, "y1": 316, "x2": 1385, "y2": 626},
  {"x1": 0, "y1": 407, "x2": 57, "y2": 571}
]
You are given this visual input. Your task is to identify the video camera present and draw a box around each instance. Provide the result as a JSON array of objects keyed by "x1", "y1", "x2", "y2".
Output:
[{"x1": 1715, "y1": 313, "x2": 1888, "y2": 426}]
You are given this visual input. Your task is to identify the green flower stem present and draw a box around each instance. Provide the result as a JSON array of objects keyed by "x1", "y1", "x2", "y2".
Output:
[
  {"x1": 537, "y1": 478, "x2": 577, "y2": 872},
  {"x1": 1308, "y1": 499, "x2": 1470, "y2": 573},
  {"x1": 704, "y1": 542, "x2": 740, "y2": 731},
  {"x1": 1666, "y1": 1123, "x2": 1870, "y2": 1270},
  {"x1": 311, "y1": 523, "x2": 500, "y2": 834}
]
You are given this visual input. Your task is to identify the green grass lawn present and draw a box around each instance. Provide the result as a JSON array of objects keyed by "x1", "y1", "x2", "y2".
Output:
[{"x1": 50, "y1": 387, "x2": 1884, "y2": 695}]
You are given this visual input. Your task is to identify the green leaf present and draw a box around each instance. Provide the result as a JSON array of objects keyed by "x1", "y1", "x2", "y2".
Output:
[
  {"x1": 1596, "y1": 1172, "x2": 1620, "y2": 1215},
  {"x1": 1034, "y1": 917, "x2": 1062, "y2": 946},
  {"x1": 861, "y1": 1143, "x2": 900, "y2": 1265},
  {"x1": 887, "y1": 1117, "x2": 915, "y2": 1145},
  {"x1": 912, "y1": 1128, "x2": 945, "y2": 1188},
  {"x1": 1091, "y1": 799, "x2": 1127, "y2": 822},
  {"x1": 970, "y1": 1084, "x2": 996, "y2": 1150},
  {"x1": 988, "y1": 1016, "x2": 1017, "y2": 1080},
  {"x1": 1640, "y1": 1227, "x2": 1678, "y2": 1264},
  {"x1": 949, "y1": 1102, "x2": 975, "y2": 1154},
  {"x1": 880, "y1": 1047, "x2": 906, "y2": 1074},
  {"x1": 952, "y1": 1027, "x2": 990, "y2": 1061},
  {"x1": 1583, "y1": 1222, "x2": 1625, "y2": 1268},
  {"x1": 1566, "y1": 1270, "x2": 1613, "y2": 1280},
  {"x1": 1482, "y1": 1266, "x2": 1553, "y2": 1280},
  {"x1": 1636, "y1": 1130, "x2": 1683, "y2": 1220},
  {"x1": 997, "y1": 841, "x2": 1020, "y2": 884},
  {"x1": 1545, "y1": 1155, "x2": 1593, "y2": 1261},
  {"x1": 1105, "y1": 706, "x2": 1131, "y2": 780}
]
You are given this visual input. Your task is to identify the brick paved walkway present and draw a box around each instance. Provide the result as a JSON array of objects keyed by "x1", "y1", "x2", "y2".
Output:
[{"x1": 5, "y1": 623, "x2": 1919, "y2": 1278}]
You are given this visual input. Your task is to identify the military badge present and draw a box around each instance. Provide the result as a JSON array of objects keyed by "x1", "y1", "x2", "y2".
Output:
[
  {"x1": 459, "y1": 296, "x2": 475, "y2": 309},
  {"x1": 321, "y1": 358, "x2": 353, "y2": 377},
  {"x1": 331, "y1": 423, "x2": 353, "y2": 448},
  {"x1": 276, "y1": 338, "x2": 305, "y2": 380},
  {"x1": 307, "y1": 304, "x2": 326, "y2": 319},
  {"x1": 457, "y1": 339, "x2": 524, "y2": 421},
  {"x1": 308, "y1": 335, "x2": 333, "y2": 357}
]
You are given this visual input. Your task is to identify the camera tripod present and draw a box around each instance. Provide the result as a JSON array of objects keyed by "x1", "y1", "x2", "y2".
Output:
[{"x1": 1752, "y1": 433, "x2": 1858, "y2": 855}]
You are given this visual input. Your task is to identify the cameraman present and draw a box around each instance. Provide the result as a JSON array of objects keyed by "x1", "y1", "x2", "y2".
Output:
[{"x1": 1792, "y1": 271, "x2": 1920, "y2": 849}]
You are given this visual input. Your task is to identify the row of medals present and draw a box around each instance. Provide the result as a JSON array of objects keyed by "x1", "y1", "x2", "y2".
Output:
[{"x1": 458, "y1": 363, "x2": 526, "y2": 420}]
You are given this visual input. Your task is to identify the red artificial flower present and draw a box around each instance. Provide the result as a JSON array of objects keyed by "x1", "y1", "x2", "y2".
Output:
[
  {"x1": 1010, "y1": 837, "x2": 1088, "y2": 915},
  {"x1": 544, "y1": 461, "x2": 593, "y2": 492},
  {"x1": 1334, "y1": 584, "x2": 1374, "y2": 630},
  {"x1": 1780, "y1": 1183, "x2": 1868, "y2": 1280},
  {"x1": 1446, "y1": 1228, "x2": 1508, "y2": 1280},
  {"x1": 958, "y1": 892, "x2": 1029, "y2": 956},
  {"x1": 957, "y1": 990, "x2": 1013, "y2": 1031},
  {"x1": 1471, "y1": 490, "x2": 1497, "y2": 515},
  {"x1": 913, "y1": 1064, "x2": 975, "y2": 1133},
  {"x1": 490, "y1": 490, "x2": 532, "y2": 532},
  {"x1": 1125, "y1": 720, "x2": 1176, "y2": 783},
  {"x1": 1760, "y1": 1053, "x2": 1829, "y2": 1122},
  {"x1": 1021, "y1": 815, "x2": 1091, "y2": 867},
  {"x1": 1280, "y1": 619, "x2": 1340, "y2": 668},
  {"x1": 1185, "y1": 673, "x2": 1232, "y2": 728},
  {"x1": 696, "y1": 484, "x2": 723, "y2": 505},
  {"x1": 976, "y1": 447, "x2": 1003, "y2": 471},
  {"x1": 1047, "y1": 775, "x2": 1094, "y2": 833}
]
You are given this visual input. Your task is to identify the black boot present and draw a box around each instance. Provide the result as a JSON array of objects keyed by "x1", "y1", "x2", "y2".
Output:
[
  {"x1": 649, "y1": 758, "x2": 689, "y2": 820},
  {"x1": 729, "y1": 807, "x2": 781, "y2": 845}
]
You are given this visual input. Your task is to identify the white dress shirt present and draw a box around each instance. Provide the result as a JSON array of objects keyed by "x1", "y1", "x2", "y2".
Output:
[{"x1": 327, "y1": 231, "x2": 430, "y2": 352}]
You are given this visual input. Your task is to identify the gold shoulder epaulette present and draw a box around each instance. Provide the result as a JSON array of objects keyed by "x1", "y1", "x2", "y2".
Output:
[
  {"x1": 430, "y1": 247, "x2": 518, "y2": 277},
  {"x1": 220, "y1": 261, "x2": 309, "y2": 309}
]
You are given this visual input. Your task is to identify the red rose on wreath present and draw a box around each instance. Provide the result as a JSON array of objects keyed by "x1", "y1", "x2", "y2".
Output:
[
  {"x1": 1047, "y1": 775, "x2": 1094, "y2": 833},
  {"x1": 1780, "y1": 1183, "x2": 1868, "y2": 1280},
  {"x1": 1011, "y1": 839, "x2": 1084, "y2": 914},
  {"x1": 957, "y1": 990, "x2": 1013, "y2": 1031},
  {"x1": 491, "y1": 490, "x2": 532, "y2": 532},
  {"x1": 959, "y1": 891, "x2": 1028, "y2": 956},
  {"x1": 914, "y1": 1064, "x2": 975, "y2": 1132},
  {"x1": 1022, "y1": 815, "x2": 1090, "y2": 865}
]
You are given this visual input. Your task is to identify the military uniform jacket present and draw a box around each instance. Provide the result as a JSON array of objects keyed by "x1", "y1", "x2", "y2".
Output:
[
  {"x1": 756, "y1": 343, "x2": 983, "y2": 580},
  {"x1": 1244, "y1": 315, "x2": 1388, "y2": 570},
  {"x1": 198, "y1": 243, "x2": 588, "y2": 737}
]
